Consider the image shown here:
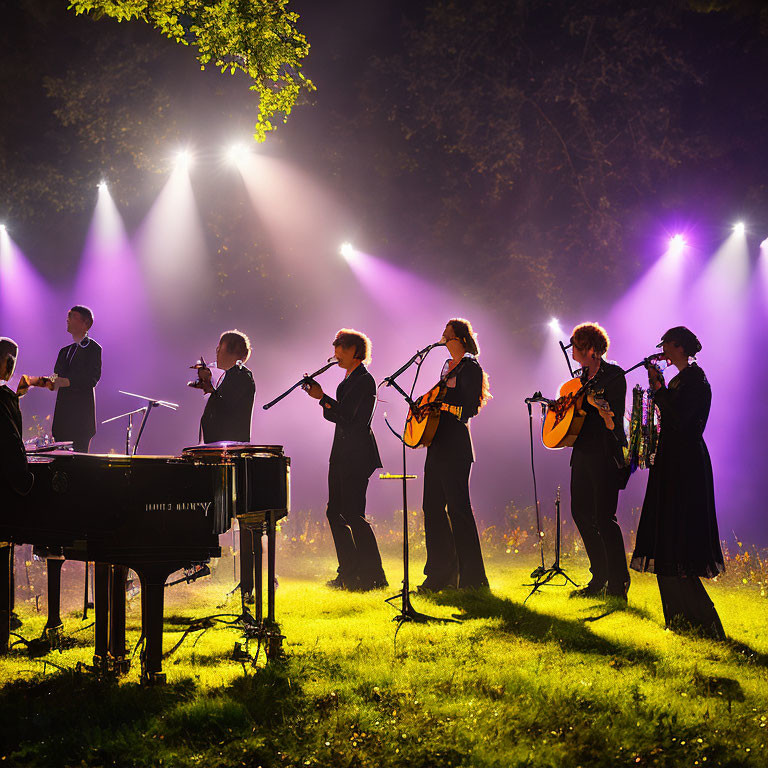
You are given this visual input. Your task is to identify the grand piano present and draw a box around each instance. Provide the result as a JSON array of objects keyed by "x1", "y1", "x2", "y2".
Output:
[{"x1": 0, "y1": 443, "x2": 290, "y2": 683}]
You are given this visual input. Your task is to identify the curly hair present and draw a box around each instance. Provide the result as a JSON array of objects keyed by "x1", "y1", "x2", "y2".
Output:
[
  {"x1": 571, "y1": 322, "x2": 610, "y2": 357},
  {"x1": 333, "y1": 328, "x2": 372, "y2": 365}
]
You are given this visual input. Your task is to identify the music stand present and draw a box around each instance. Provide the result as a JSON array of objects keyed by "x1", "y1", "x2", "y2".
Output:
[{"x1": 116, "y1": 391, "x2": 179, "y2": 455}]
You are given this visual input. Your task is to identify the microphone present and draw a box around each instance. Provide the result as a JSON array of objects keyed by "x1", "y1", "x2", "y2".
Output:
[
  {"x1": 326, "y1": 356, "x2": 338, "y2": 364},
  {"x1": 418, "y1": 340, "x2": 447, "y2": 355},
  {"x1": 644, "y1": 353, "x2": 667, "y2": 363}
]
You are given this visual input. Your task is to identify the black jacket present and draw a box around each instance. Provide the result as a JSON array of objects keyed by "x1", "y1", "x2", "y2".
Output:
[
  {"x1": 201, "y1": 364, "x2": 255, "y2": 444},
  {"x1": 0, "y1": 384, "x2": 34, "y2": 497},
  {"x1": 52, "y1": 337, "x2": 102, "y2": 442},
  {"x1": 428, "y1": 356, "x2": 484, "y2": 464},
  {"x1": 631, "y1": 364, "x2": 724, "y2": 578},
  {"x1": 319, "y1": 364, "x2": 382, "y2": 476},
  {"x1": 571, "y1": 359, "x2": 627, "y2": 463}
]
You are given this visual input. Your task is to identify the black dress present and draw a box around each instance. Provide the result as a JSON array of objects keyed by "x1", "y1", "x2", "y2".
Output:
[
  {"x1": 632, "y1": 364, "x2": 724, "y2": 577},
  {"x1": 422, "y1": 355, "x2": 488, "y2": 590},
  {"x1": 52, "y1": 337, "x2": 102, "y2": 452},
  {"x1": 631, "y1": 364, "x2": 725, "y2": 637},
  {"x1": 319, "y1": 364, "x2": 386, "y2": 588}
]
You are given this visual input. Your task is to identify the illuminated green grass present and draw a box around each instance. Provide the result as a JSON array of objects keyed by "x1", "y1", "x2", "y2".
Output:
[{"x1": 1, "y1": 554, "x2": 766, "y2": 767}]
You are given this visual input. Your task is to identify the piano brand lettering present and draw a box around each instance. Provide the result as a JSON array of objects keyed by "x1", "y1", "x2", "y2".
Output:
[{"x1": 145, "y1": 501, "x2": 213, "y2": 514}]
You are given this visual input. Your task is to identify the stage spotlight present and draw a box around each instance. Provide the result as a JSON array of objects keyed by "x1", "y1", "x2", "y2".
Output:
[
  {"x1": 761, "y1": 237, "x2": 768, "y2": 250},
  {"x1": 0, "y1": 224, "x2": 6, "y2": 233},
  {"x1": 340, "y1": 242, "x2": 355, "y2": 260},
  {"x1": 97, "y1": 180, "x2": 108, "y2": 191},
  {"x1": 548, "y1": 317, "x2": 561, "y2": 333},
  {"x1": 174, "y1": 149, "x2": 192, "y2": 170},
  {"x1": 226, "y1": 142, "x2": 250, "y2": 166},
  {"x1": 733, "y1": 221, "x2": 746, "y2": 235},
  {"x1": 669, "y1": 233, "x2": 686, "y2": 254}
]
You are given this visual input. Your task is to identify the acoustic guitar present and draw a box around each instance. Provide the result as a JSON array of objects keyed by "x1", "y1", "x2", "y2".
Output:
[
  {"x1": 403, "y1": 380, "x2": 463, "y2": 448},
  {"x1": 542, "y1": 377, "x2": 614, "y2": 449}
]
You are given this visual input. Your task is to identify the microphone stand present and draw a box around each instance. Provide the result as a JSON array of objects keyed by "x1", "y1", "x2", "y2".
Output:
[
  {"x1": 381, "y1": 345, "x2": 457, "y2": 628},
  {"x1": 522, "y1": 392, "x2": 579, "y2": 601},
  {"x1": 262, "y1": 360, "x2": 338, "y2": 410}
]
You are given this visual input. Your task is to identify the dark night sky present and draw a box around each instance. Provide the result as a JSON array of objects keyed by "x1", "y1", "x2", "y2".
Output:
[{"x1": 2, "y1": 0, "x2": 768, "y2": 544}]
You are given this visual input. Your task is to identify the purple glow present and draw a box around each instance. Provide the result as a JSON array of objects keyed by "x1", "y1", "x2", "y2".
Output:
[
  {"x1": 668, "y1": 233, "x2": 686, "y2": 254},
  {"x1": 133, "y1": 165, "x2": 209, "y2": 322}
]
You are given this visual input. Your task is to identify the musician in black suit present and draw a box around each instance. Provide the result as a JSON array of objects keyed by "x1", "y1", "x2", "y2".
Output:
[
  {"x1": 51, "y1": 306, "x2": 102, "y2": 452},
  {"x1": 0, "y1": 338, "x2": 35, "y2": 641},
  {"x1": 191, "y1": 330, "x2": 256, "y2": 599},
  {"x1": 419, "y1": 318, "x2": 490, "y2": 592},
  {"x1": 631, "y1": 327, "x2": 725, "y2": 638},
  {"x1": 304, "y1": 329, "x2": 387, "y2": 591},
  {"x1": 568, "y1": 322, "x2": 630, "y2": 600},
  {"x1": 195, "y1": 330, "x2": 256, "y2": 444}
]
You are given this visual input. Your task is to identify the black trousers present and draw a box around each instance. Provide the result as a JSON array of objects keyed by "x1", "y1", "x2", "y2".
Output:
[
  {"x1": 422, "y1": 449, "x2": 488, "y2": 589},
  {"x1": 570, "y1": 450, "x2": 629, "y2": 591},
  {"x1": 326, "y1": 462, "x2": 385, "y2": 586},
  {"x1": 657, "y1": 574, "x2": 726, "y2": 639}
]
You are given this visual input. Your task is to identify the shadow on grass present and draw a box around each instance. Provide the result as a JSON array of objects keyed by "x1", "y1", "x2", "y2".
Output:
[
  {"x1": 0, "y1": 659, "x2": 303, "y2": 767},
  {"x1": 430, "y1": 589, "x2": 660, "y2": 665}
]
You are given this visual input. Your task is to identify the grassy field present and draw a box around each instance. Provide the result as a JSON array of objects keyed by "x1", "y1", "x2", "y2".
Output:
[{"x1": 1, "y1": 551, "x2": 766, "y2": 767}]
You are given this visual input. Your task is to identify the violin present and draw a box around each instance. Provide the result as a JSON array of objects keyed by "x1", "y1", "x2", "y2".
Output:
[{"x1": 187, "y1": 356, "x2": 212, "y2": 390}]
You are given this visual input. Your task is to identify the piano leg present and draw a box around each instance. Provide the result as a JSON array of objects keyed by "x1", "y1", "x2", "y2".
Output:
[
  {"x1": 136, "y1": 567, "x2": 169, "y2": 685},
  {"x1": 265, "y1": 513, "x2": 283, "y2": 659},
  {"x1": 253, "y1": 524, "x2": 263, "y2": 625},
  {"x1": 267, "y1": 513, "x2": 276, "y2": 625},
  {"x1": 0, "y1": 543, "x2": 11, "y2": 654},
  {"x1": 93, "y1": 563, "x2": 110, "y2": 672},
  {"x1": 45, "y1": 558, "x2": 64, "y2": 631},
  {"x1": 109, "y1": 565, "x2": 129, "y2": 674}
]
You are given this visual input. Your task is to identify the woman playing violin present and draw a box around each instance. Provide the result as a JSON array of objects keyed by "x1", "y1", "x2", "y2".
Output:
[
  {"x1": 419, "y1": 318, "x2": 491, "y2": 592},
  {"x1": 631, "y1": 327, "x2": 725, "y2": 639}
]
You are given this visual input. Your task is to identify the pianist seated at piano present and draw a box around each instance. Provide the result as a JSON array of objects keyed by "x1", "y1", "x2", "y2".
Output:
[
  {"x1": 0, "y1": 337, "x2": 35, "y2": 499},
  {"x1": 0, "y1": 338, "x2": 34, "y2": 637},
  {"x1": 191, "y1": 329, "x2": 257, "y2": 602}
]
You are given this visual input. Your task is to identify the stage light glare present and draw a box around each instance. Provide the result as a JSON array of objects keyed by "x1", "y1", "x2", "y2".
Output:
[
  {"x1": 98, "y1": 180, "x2": 108, "y2": 190},
  {"x1": 761, "y1": 237, "x2": 768, "y2": 250},
  {"x1": 340, "y1": 242, "x2": 355, "y2": 260},
  {"x1": 175, "y1": 149, "x2": 192, "y2": 170},
  {"x1": 548, "y1": 317, "x2": 561, "y2": 333},
  {"x1": 226, "y1": 142, "x2": 250, "y2": 166},
  {"x1": 733, "y1": 221, "x2": 746, "y2": 235},
  {"x1": 668, "y1": 233, "x2": 686, "y2": 254},
  {"x1": 0, "y1": 224, "x2": 6, "y2": 233}
]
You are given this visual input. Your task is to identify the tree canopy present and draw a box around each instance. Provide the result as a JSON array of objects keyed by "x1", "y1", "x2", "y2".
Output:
[{"x1": 69, "y1": 0, "x2": 314, "y2": 141}]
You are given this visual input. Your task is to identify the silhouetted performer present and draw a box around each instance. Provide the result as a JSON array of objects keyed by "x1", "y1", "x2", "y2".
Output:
[
  {"x1": 420, "y1": 318, "x2": 490, "y2": 592},
  {"x1": 191, "y1": 330, "x2": 256, "y2": 599},
  {"x1": 631, "y1": 327, "x2": 725, "y2": 639},
  {"x1": 568, "y1": 322, "x2": 630, "y2": 600},
  {"x1": 304, "y1": 329, "x2": 387, "y2": 591},
  {"x1": 0, "y1": 338, "x2": 35, "y2": 646},
  {"x1": 52, "y1": 305, "x2": 102, "y2": 452}
]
